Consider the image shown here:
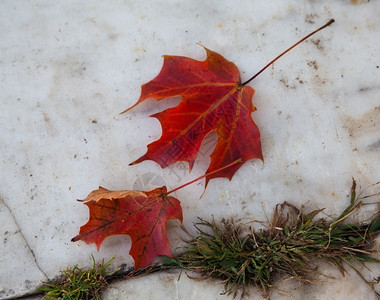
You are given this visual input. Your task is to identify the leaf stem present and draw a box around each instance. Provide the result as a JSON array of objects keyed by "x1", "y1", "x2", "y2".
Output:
[
  {"x1": 166, "y1": 158, "x2": 242, "y2": 195},
  {"x1": 241, "y1": 19, "x2": 335, "y2": 86}
]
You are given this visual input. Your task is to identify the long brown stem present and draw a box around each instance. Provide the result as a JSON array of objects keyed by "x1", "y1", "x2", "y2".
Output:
[
  {"x1": 241, "y1": 19, "x2": 335, "y2": 86},
  {"x1": 166, "y1": 158, "x2": 242, "y2": 195}
]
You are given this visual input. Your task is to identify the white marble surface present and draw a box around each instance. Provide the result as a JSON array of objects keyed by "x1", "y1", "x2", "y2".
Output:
[{"x1": 0, "y1": 0, "x2": 379, "y2": 299}]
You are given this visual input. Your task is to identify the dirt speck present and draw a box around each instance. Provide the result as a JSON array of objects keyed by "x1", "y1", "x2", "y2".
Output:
[
  {"x1": 43, "y1": 112, "x2": 50, "y2": 122},
  {"x1": 296, "y1": 77, "x2": 304, "y2": 84},
  {"x1": 311, "y1": 38, "x2": 324, "y2": 51},
  {"x1": 307, "y1": 60, "x2": 319, "y2": 70},
  {"x1": 280, "y1": 78, "x2": 288, "y2": 88},
  {"x1": 342, "y1": 106, "x2": 380, "y2": 151},
  {"x1": 305, "y1": 14, "x2": 319, "y2": 24}
]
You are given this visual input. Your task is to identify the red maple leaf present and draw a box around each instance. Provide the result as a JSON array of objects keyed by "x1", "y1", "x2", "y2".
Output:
[
  {"x1": 71, "y1": 186, "x2": 182, "y2": 270},
  {"x1": 124, "y1": 46, "x2": 263, "y2": 185}
]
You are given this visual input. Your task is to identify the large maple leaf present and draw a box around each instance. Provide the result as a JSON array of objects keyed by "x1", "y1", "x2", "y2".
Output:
[
  {"x1": 71, "y1": 186, "x2": 182, "y2": 270},
  {"x1": 124, "y1": 46, "x2": 263, "y2": 185}
]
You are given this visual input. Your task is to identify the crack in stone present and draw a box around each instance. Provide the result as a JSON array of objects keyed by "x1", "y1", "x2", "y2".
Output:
[{"x1": 0, "y1": 197, "x2": 48, "y2": 280}]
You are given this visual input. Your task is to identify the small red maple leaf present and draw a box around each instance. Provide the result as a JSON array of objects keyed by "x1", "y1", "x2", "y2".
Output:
[
  {"x1": 71, "y1": 186, "x2": 182, "y2": 270},
  {"x1": 124, "y1": 46, "x2": 263, "y2": 185}
]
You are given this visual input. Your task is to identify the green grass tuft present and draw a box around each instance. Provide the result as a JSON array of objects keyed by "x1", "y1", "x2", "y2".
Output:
[
  {"x1": 39, "y1": 255, "x2": 118, "y2": 300},
  {"x1": 166, "y1": 180, "x2": 380, "y2": 297}
]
